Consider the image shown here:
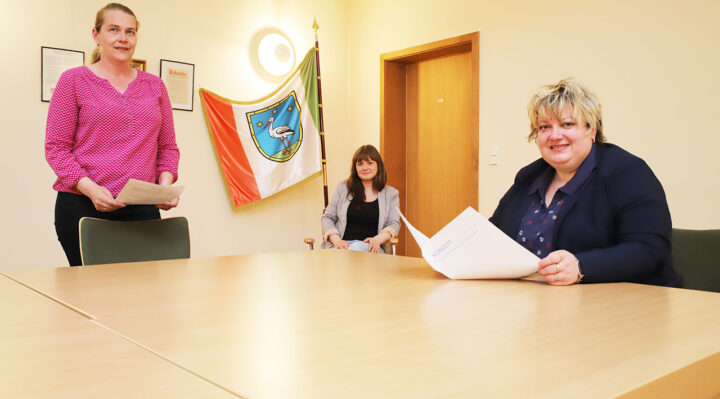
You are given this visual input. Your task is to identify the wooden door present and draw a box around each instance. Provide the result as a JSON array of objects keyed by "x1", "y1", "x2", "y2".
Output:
[{"x1": 381, "y1": 33, "x2": 479, "y2": 257}]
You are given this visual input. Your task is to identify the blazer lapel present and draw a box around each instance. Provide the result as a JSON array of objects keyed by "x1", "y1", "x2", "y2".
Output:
[
  {"x1": 552, "y1": 172, "x2": 596, "y2": 242},
  {"x1": 338, "y1": 189, "x2": 352, "y2": 235},
  {"x1": 377, "y1": 188, "x2": 387, "y2": 233}
]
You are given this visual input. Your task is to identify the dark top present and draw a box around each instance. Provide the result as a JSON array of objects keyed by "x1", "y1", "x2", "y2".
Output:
[
  {"x1": 490, "y1": 143, "x2": 682, "y2": 287},
  {"x1": 517, "y1": 147, "x2": 596, "y2": 258},
  {"x1": 343, "y1": 199, "x2": 380, "y2": 241}
]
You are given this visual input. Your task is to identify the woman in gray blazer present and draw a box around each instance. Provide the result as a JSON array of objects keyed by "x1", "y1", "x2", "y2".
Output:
[{"x1": 321, "y1": 145, "x2": 400, "y2": 253}]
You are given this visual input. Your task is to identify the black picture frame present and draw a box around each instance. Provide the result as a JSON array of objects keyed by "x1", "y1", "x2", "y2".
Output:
[
  {"x1": 159, "y1": 59, "x2": 195, "y2": 111},
  {"x1": 41, "y1": 46, "x2": 85, "y2": 102}
]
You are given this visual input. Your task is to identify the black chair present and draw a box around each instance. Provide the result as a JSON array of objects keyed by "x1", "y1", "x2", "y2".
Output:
[
  {"x1": 79, "y1": 217, "x2": 190, "y2": 266},
  {"x1": 671, "y1": 228, "x2": 720, "y2": 293}
]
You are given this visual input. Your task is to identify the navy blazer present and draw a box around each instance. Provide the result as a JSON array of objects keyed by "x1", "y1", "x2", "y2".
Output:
[{"x1": 489, "y1": 143, "x2": 682, "y2": 287}]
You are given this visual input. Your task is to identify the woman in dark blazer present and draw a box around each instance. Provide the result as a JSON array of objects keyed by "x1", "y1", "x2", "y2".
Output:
[{"x1": 490, "y1": 79, "x2": 682, "y2": 287}]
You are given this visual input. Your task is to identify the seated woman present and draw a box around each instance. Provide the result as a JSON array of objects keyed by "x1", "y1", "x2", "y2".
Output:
[
  {"x1": 490, "y1": 79, "x2": 682, "y2": 286},
  {"x1": 322, "y1": 145, "x2": 400, "y2": 253}
]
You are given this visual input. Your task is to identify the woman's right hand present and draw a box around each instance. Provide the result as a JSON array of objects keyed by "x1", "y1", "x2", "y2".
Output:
[
  {"x1": 76, "y1": 177, "x2": 126, "y2": 212},
  {"x1": 329, "y1": 234, "x2": 349, "y2": 249}
]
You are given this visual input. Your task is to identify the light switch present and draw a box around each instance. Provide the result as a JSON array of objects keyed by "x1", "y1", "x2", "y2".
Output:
[{"x1": 489, "y1": 146, "x2": 499, "y2": 165}]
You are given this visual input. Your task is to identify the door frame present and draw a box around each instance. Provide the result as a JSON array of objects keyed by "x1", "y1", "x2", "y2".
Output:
[{"x1": 380, "y1": 32, "x2": 479, "y2": 256}]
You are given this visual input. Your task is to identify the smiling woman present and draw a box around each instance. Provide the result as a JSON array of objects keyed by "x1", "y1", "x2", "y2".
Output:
[
  {"x1": 489, "y1": 79, "x2": 682, "y2": 287},
  {"x1": 321, "y1": 145, "x2": 400, "y2": 254},
  {"x1": 89, "y1": 3, "x2": 139, "y2": 65},
  {"x1": 44, "y1": 3, "x2": 181, "y2": 266}
]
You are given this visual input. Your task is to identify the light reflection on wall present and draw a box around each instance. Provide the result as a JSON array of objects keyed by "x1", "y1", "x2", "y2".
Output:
[{"x1": 249, "y1": 28, "x2": 296, "y2": 84}]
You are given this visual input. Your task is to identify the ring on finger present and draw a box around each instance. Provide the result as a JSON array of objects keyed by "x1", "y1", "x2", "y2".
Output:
[{"x1": 556, "y1": 264, "x2": 562, "y2": 274}]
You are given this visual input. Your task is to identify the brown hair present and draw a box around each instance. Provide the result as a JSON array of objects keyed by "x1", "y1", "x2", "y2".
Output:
[
  {"x1": 527, "y1": 78, "x2": 605, "y2": 143},
  {"x1": 90, "y1": 3, "x2": 139, "y2": 64},
  {"x1": 345, "y1": 145, "x2": 387, "y2": 203}
]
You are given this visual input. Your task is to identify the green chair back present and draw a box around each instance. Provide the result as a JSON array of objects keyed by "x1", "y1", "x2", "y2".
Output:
[
  {"x1": 671, "y1": 228, "x2": 720, "y2": 293},
  {"x1": 79, "y1": 217, "x2": 190, "y2": 266}
]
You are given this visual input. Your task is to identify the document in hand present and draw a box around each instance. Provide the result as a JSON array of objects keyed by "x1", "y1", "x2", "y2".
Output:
[
  {"x1": 115, "y1": 179, "x2": 185, "y2": 205},
  {"x1": 399, "y1": 207, "x2": 543, "y2": 280}
]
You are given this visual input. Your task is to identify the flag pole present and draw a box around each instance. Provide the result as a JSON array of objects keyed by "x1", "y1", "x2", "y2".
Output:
[{"x1": 313, "y1": 18, "x2": 329, "y2": 209}]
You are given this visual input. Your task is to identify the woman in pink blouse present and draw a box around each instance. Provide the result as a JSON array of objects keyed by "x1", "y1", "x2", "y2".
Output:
[{"x1": 45, "y1": 3, "x2": 180, "y2": 266}]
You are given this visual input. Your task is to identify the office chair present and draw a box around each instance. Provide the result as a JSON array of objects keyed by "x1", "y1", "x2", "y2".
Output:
[
  {"x1": 79, "y1": 217, "x2": 190, "y2": 266},
  {"x1": 671, "y1": 228, "x2": 720, "y2": 293}
]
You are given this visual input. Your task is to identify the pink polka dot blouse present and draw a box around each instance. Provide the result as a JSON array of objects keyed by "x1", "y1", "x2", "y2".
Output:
[{"x1": 45, "y1": 66, "x2": 179, "y2": 196}]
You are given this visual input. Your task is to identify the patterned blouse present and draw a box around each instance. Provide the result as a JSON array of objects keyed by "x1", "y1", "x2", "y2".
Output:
[
  {"x1": 516, "y1": 148, "x2": 596, "y2": 258},
  {"x1": 45, "y1": 66, "x2": 179, "y2": 196}
]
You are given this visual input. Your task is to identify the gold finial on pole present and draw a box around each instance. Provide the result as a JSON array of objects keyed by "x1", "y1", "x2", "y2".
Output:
[{"x1": 312, "y1": 18, "x2": 319, "y2": 41}]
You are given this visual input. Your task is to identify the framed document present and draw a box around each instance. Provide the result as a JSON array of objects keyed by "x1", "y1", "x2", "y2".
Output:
[
  {"x1": 41, "y1": 46, "x2": 84, "y2": 102},
  {"x1": 160, "y1": 59, "x2": 195, "y2": 111},
  {"x1": 130, "y1": 58, "x2": 146, "y2": 71}
]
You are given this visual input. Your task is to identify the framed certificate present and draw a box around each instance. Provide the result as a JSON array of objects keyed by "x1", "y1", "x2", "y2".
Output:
[
  {"x1": 160, "y1": 59, "x2": 195, "y2": 111},
  {"x1": 41, "y1": 46, "x2": 85, "y2": 102}
]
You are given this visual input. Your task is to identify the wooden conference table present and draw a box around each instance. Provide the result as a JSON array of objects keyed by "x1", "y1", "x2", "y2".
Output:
[
  {"x1": 2, "y1": 250, "x2": 719, "y2": 398},
  {"x1": 0, "y1": 274, "x2": 235, "y2": 398}
]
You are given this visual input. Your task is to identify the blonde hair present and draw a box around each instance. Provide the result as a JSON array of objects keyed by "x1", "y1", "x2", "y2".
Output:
[
  {"x1": 90, "y1": 3, "x2": 139, "y2": 64},
  {"x1": 527, "y1": 78, "x2": 605, "y2": 143}
]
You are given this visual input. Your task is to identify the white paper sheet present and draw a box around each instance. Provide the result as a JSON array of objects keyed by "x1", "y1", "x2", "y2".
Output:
[
  {"x1": 115, "y1": 179, "x2": 184, "y2": 205},
  {"x1": 399, "y1": 207, "x2": 543, "y2": 280}
]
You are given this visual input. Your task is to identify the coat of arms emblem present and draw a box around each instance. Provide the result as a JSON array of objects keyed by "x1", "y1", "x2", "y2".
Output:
[{"x1": 246, "y1": 91, "x2": 303, "y2": 162}]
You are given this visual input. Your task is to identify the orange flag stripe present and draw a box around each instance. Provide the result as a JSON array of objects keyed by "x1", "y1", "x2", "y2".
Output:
[{"x1": 200, "y1": 90, "x2": 261, "y2": 206}]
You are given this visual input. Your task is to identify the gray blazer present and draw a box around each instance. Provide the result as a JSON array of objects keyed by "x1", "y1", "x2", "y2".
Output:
[{"x1": 321, "y1": 182, "x2": 400, "y2": 250}]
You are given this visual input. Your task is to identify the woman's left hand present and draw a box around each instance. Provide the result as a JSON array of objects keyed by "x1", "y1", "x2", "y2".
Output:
[
  {"x1": 156, "y1": 171, "x2": 180, "y2": 210},
  {"x1": 538, "y1": 250, "x2": 581, "y2": 286},
  {"x1": 364, "y1": 235, "x2": 383, "y2": 253},
  {"x1": 157, "y1": 197, "x2": 179, "y2": 211}
]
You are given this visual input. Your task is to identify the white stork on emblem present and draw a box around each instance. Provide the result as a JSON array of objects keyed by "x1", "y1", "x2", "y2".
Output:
[{"x1": 264, "y1": 116, "x2": 295, "y2": 155}]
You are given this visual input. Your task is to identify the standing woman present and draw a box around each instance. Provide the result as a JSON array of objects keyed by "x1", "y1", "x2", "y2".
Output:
[
  {"x1": 45, "y1": 3, "x2": 180, "y2": 266},
  {"x1": 322, "y1": 145, "x2": 400, "y2": 253}
]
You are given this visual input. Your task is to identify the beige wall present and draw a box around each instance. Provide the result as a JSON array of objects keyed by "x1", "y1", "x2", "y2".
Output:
[
  {"x1": 1, "y1": 0, "x2": 718, "y2": 270},
  {"x1": 0, "y1": 0, "x2": 348, "y2": 270},
  {"x1": 348, "y1": 0, "x2": 720, "y2": 226}
]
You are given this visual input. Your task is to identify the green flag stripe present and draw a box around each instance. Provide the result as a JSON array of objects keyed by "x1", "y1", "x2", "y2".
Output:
[{"x1": 300, "y1": 48, "x2": 320, "y2": 131}]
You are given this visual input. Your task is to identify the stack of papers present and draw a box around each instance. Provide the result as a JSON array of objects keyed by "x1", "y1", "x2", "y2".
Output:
[{"x1": 399, "y1": 207, "x2": 543, "y2": 280}]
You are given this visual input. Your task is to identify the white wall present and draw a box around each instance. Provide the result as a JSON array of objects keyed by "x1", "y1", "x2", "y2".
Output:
[
  {"x1": 0, "y1": 0, "x2": 348, "y2": 270},
  {"x1": 347, "y1": 0, "x2": 720, "y2": 227}
]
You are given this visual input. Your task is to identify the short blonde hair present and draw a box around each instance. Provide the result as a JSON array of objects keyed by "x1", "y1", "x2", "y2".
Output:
[{"x1": 527, "y1": 78, "x2": 605, "y2": 143}]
